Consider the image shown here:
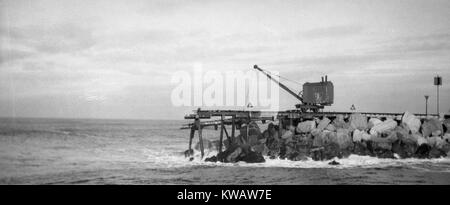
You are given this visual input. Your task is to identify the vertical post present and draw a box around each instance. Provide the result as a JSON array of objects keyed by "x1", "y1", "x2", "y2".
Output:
[
  {"x1": 219, "y1": 115, "x2": 224, "y2": 153},
  {"x1": 231, "y1": 116, "x2": 236, "y2": 142},
  {"x1": 195, "y1": 117, "x2": 204, "y2": 159},
  {"x1": 437, "y1": 85, "x2": 439, "y2": 115},
  {"x1": 245, "y1": 119, "x2": 249, "y2": 144},
  {"x1": 188, "y1": 126, "x2": 195, "y2": 153},
  {"x1": 425, "y1": 95, "x2": 429, "y2": 116}
]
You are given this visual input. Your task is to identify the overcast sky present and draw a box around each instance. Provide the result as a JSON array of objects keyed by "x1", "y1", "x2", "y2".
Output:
[{"x1": 0, "y1": 0, "x2": 449, "y2": 119}]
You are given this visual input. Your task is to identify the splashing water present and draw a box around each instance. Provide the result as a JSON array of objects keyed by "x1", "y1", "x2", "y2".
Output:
[{"x1": 1, "y1": 118, "x2": 449, "y2": 184}]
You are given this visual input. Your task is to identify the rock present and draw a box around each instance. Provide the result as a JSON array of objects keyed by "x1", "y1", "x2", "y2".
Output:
[
  {"x1": 311, "y1": 128, "x2": 321, "y2": 137},
  {"x1": 296, "y1": 120, "x2": 316, "y2": 133},
  {"x1": 444, "y1": 119, "x2": 450, "y2": 133},
  {"x1": 312, "y1": 142, "x2": 342, "y2": 161},
  {"x1": 349, "y1": 113, "x2": 368, "y2": 131},
  {"x1": 368, "y1": 118, "x2": 382, "y2": 129},
  {"x1": 205, "y1": 156, "x2": 218, "y2": 162},
  {"x1": 333, "y1": 115, "x2": 346, "y2": 129},
  {"x1": 313, "y1": 131, "x2": 328, "y2": 147},
  {"x1": 240, "y1": 151, "x2": 265, "y2": 163},
  {"x1": 417, "y1": 136, "x2": 428, "y2": 146},
  {"x1": 239, "y1": 122, "x2": 262, "y2": 145},
  {"x1": 421, "y1": 118, "x2": 443, "y2": 137},
  {"x1": 281, "y1": 130, "x2": 294, "y2": 139},
  {"x1": 317, "y1": 117, "x2": 331, "y2": 131},
  {"x1": 353, "y1": 129, "x2": 364, "y2": 142},
  {"x1": 226, "y1": 146, "x2": 243, "y2": 162},
  {"x1": 362, "y1": 132, "x2": 372, "y2": 141},
  {"x1": 428, "y1": 147, "x2": 447, "y2": 158},
  {"x1": 392, "y1": 140, "x2": 417, "y2": 158},
  {"x1": 372, "y1": 141, "x2": 392, "y2": 150},
  {"x1": 414, "y1": 144, "x2": 432, "y2": 158},
  {"x1": 328, "y1": 160, "x2": 340, "y2": 165},
  {"x1": 310, "y1": 147, "x2": 325, "y2": 161},
  {"x1": 336, "y1": 128, "x2": 353, "y2": 150},
  {"x1": 216, "y1": 144, "x2": 266, "y2": 163},
  {"x1": 441, "y1": 143, "x2": 450, "y2": 155},
  {"x1": 427, "y1": 136, "x2": 444, "y2": 148},
  {"x1": 370, "y1": 119, "x2": 397, "y2": 135},
  {"x1": 251, "y1": 143, "x2": 269, "y2": 155},
  {"x1": 326, "y1": 131, "x2": 338, "y2": 144},
  {"x1": 325, "y1": 124, "x2": 336, "y2": 132},
  {"x1": 353, "y1": 141, "x2": 372, "y2": 156},
  {"x1": 394, "y1": 125, "x2": 410, "y2": 142},
  {"x1": 444, "y1": 133, "x2": 450, "y2": 143},
  {"x1": 184, "y1": 149, "x2": 194, "y2": 157},
  {"x1": 402, "y1": 112, "x2": 421, "y2": 133}
]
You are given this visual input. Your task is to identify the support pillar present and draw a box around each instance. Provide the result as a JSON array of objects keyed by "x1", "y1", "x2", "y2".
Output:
[
  {"x1": 219, "y1": 115, "x2": 224, "y2": 153},
  {"x1": 195, "y1": 117, "x2": 204, "y2": 159}
]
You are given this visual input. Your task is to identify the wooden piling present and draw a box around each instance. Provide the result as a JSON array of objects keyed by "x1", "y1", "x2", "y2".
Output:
[
  {"x1": 223, "y1": 125, "x2": 231, "y2": 141},
  {"x1": 195, "y1": 117, "x2": 205, "y2": 158},
  {"x1": 219, "y1": 115, "x2": 224, "y2": 153},
  {"x1": 188, "y1": 127, "x2": 195, "y2": 154},
  {"x1": 231, "y1": 116, "x2": 236, "y2": 143}
]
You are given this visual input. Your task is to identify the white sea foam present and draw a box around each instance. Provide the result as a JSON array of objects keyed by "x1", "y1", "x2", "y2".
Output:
[{"x1": 153, "y1": 149, "x2": 450, "y2": 171}]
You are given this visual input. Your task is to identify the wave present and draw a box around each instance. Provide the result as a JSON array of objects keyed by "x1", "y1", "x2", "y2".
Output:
[{"x1": 152, "y1": 149, "x2": 450, "y2": 171}]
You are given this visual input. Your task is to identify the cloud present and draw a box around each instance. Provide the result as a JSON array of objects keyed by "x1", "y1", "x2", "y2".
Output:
[
  {"x1": 0, "y1": 23, "x2": 95, "y2": 59},
  {"x1": 301, "y1": 25, "x2": 364, "y2": 39}
]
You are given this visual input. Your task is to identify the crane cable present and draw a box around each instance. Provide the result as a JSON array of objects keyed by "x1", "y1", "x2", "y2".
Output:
[
  {"x1": 258, "y1": 67, "x2": 304, "y2": 86},
  {"x1": 256, "y1": 66, "x2": 303, "y2": 96}
]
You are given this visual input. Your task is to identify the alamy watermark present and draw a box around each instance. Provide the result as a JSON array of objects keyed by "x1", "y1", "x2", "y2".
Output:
[{"x1": 171, "y1": 63, "x2": 280, "y2": 111}]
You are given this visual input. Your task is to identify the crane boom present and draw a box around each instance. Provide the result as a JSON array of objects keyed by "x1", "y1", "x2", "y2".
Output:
[{"x1": 253, "y1": 65, "x2": 304, "y2": 102}]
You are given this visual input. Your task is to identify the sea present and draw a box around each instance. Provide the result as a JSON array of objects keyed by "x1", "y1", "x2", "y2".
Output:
[{"x1": 1, "y1": 117, "x2": 450, "y2": 185}]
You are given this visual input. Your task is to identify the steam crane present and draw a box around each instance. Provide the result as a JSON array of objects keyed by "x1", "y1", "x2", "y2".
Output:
[{"x1": 253, "y1": 64, "x2": 334, "y2": 112}]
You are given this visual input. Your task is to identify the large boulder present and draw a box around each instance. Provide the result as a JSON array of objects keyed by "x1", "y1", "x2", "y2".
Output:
[
  {"x1": 444, "y1": 119, "x2": 450, "y2": 133},
  {"x1": 310, "y1": 142, "x2": 342, "y2": 161},
  {"x1": 313, "y1": 131, "x2": 327, "y2": 147},
  {"x1": 353, "y1": 141, "x2": 372, "y2": 156},
  {"x1": 368, "y1": 118, "x2": 382, "y2": 129},
  {"x1": 281, "y1": 130, "x2": 294, "y2": 140},
  {"x1": 402, "y1": 112, "x2": 421, "y2": 133},
  {"x1": 332, "y1": 115, "x2": 346, "y2": 129},
  {"x1": 427, "y1": 136, "x2": 445, "y2": 149},
  {"x1": 414, "y1": 144, "x2": 432, "y2": 159},
  {"x1": 251, "y1": 143, "x2": 269, "y2": 155},
  {"x1": 296, "y1": 120, "x2": 316, "y2": 133},
  {"x1": 216, "y1": 144, "x2": 265, "y2": 163},
  {"x1": 428, "y1": 147, "x2": 447, "y2": 158},
  {"x1": 392, "y1": 140, "x2": 417, "y2": 159},
  {"x1": 370, "y1": 119, "x2": 397, "y2": 136},
  {"x1": 444, "y1": 133, "x2": 450, "y2": 143},
  {"x1": 353, "y1": 129, "x2": 364, "y2": 142},
  {"x1": 368, "y1": 140, "x2": 394, "y2": 158},
  {"x1": 350, "y1": 113, "x2": 368, "y2": 131},
  {"x1": 240, "y1": 151, "x2": 266, "y2": 163},
  {"x1": 317, "y1": 117, "x2": 331, "y2": 131},
  {"x1": 421, "y1": 118, "x2": 443, "y2": 137},
  {"x1": 239, "y1": 122, "x2": 262, "y2": 143},
  {"x1": 417, "y1": 136, "x2": 428, "y2": 146},
  {"x1": 325, "y1": 124, "x2": 336, "y2": 132},
  {"x1": 336, "y1": 128, "x2": 353, "y2": 150}
]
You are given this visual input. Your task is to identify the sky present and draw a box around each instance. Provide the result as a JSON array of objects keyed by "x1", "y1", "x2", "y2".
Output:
[{"x1": 0, "y1": 0, "x2": 449, "y2": 120}]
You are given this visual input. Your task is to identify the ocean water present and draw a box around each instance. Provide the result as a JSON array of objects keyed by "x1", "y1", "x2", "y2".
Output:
[{"x1": 1, "y1": 117, "x2": 450, "y2": 185}]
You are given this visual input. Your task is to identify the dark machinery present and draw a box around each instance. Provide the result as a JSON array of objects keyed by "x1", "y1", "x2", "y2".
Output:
[{"x1": 253, "y1": 64, "x2": 334, "y2": 112}]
